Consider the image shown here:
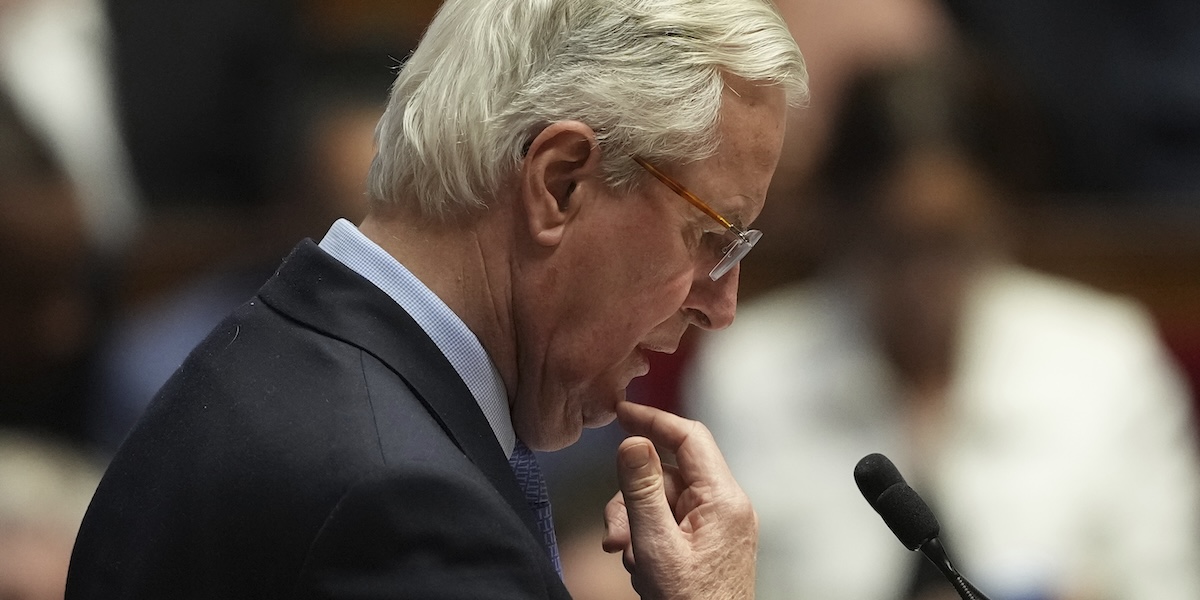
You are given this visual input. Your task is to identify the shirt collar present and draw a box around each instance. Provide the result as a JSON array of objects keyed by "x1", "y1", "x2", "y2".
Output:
[{"x1": 318, "y1": 218, "x2": 516, "y2": 457}]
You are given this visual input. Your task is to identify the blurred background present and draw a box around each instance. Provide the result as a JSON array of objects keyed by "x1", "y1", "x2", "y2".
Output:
[{"x1": 0, "y1": 0, "x2": 1197, "y2": 599}]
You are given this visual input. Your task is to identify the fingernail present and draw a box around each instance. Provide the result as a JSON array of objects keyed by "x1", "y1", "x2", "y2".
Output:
[{"x1": 621, "y1": 442, "x2": 651, "y2": 470}]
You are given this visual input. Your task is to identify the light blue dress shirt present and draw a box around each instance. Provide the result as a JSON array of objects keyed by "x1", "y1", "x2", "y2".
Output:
[{"x1": 318, "y1": 218, "x2": 516, "y2": 457}]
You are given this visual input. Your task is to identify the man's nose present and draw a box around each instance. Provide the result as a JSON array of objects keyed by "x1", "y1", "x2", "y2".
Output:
[{"x1": 682, "y1": 264, "x2": 739, "y2": 330}]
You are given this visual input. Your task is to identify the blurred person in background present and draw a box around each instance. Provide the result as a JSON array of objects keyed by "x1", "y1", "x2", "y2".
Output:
[
  {"x1": 0, "y1": 14, "x2": 116, "y2": 587},
  {"x1": 1, "y1": 0, "x2": 141, "y2": 257},
  {"x1": 0, "y1": 89, "x2": 97, "y2": 444},
  {"x1": 936, "y1": 0, "x2": 1200, "y2": 409},
  {"x1": 1, "y1": 0, "x2": 139, "y2": 447},
  {"x1": 686, "y1": 53, "x2": 1200, "y2": 600},
  {"x1": 0, "y1": 429, "x2": 101, "y2": 600}
]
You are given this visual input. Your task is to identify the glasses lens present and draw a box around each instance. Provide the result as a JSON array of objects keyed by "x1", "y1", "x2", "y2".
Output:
[{"x1": 708, "y1": 229, "x2": 762, "y2": 281}]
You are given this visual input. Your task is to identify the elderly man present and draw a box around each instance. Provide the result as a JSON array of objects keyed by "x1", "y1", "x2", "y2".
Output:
[{"x1": 67, "y1": 0, "x2": 807, "y2": 598}]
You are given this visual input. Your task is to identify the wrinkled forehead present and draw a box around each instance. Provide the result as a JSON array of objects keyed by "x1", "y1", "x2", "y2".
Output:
[
  {"x1": 721, "y1": 78, "x2": 788, "y2": 147},
  {"x1": 703, "y1": 81, "x2": 789, "y2": 215}
]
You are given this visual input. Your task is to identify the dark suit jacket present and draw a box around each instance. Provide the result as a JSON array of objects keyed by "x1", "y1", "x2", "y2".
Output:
[{"x1": 67, "y1": 241, "x2": 572, "y2": 600}]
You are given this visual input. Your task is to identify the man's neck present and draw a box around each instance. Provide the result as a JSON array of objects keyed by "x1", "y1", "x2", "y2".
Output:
[{"x1": 358, "y1": 206, "x2": 518, "y2": 405}]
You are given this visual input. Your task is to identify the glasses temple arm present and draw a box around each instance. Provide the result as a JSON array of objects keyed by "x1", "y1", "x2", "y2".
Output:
[{"x1": 631, "y1": 156, "x2": 747, "y2": 235}]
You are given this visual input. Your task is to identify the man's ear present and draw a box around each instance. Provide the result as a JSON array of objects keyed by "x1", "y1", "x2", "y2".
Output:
[{"x1": 519, "y1": 121, "x2": 602, "y2": 247}]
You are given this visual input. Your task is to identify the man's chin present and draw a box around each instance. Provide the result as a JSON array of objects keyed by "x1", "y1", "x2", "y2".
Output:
[
  {"x1": 582, "y1": 386, "x2": 625, "y2": 429},
  {"x1": 523, "y1": 383, "x2": 626, "y2": 450},
  {"x1": 583, "y1": 410, "x2": 619, "y2": 429}
]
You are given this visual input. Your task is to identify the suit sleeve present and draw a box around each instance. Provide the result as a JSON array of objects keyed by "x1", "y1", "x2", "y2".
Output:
[{"x1": 293, "y1": 464, "x2": 565, "y2": 600}]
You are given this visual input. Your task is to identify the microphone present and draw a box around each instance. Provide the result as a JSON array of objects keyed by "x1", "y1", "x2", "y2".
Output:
[{"x1": 854, "y1": 453, "x2": 992, "y2": 600}]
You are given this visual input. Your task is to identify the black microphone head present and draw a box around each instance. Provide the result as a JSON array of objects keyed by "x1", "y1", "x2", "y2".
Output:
[
  {"x1": 854, "y1": 453, "x2": 904, "y2": 510},
  {"x1": 854, "y1": 453, "x2": 941, "y2": 550},
  {"x1": 873, "y1": 479, "x2": 940, "y2": 550}
]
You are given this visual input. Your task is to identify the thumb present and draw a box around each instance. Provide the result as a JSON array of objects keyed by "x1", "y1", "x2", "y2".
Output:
[{"x1": 617, "y1": 437, "x2": 679, "y2": 555}]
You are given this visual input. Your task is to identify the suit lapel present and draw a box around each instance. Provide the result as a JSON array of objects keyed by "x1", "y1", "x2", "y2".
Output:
[{"x1": 256, "y1": 241, "x2": 541, "y2": 544}]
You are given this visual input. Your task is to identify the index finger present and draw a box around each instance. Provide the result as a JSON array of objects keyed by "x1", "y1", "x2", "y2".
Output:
[{"x1": 615, "y1": 401, "x2": 732, "y2": 481}]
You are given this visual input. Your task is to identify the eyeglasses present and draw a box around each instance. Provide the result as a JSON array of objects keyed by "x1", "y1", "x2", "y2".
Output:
[{"x1": 632, "y1": 156, "x2": 763, "y2": 281}]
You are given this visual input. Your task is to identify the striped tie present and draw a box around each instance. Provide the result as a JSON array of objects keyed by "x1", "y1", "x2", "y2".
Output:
[{"x1": 508, "y1": 440, "x2": 563, "y2": 577}]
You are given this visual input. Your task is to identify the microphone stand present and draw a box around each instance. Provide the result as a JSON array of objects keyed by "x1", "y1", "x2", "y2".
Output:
[
  {"x1": 854, "y1": 453, "x2": 995, "y2": 600},
  {"x1": 918, "y1": 538, "x2": 992, "y2": 600}
]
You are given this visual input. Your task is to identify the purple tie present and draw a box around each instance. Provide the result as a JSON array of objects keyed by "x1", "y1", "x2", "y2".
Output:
[{"x1": 508, "y1": 440, "x2": 562, "y2": 577}]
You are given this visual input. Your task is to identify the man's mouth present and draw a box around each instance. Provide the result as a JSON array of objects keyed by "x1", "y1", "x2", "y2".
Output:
[
  {"x1": 637, "y1": 342, "x2": 679, "y2": 355},
  {"x1": 631, "y1": 348, "x2": 652, "y2": 378}
]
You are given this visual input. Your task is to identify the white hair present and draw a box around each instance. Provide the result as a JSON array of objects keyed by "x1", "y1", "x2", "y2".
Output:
[{"x1": 367, "y1": 0, "x2": 808, "y2": 220}]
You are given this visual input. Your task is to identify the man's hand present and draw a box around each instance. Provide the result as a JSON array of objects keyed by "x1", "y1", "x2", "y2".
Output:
[{"x1": 602, "y1": 401, "x2": 757, "y2": 600}]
